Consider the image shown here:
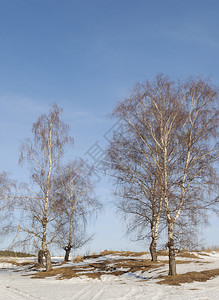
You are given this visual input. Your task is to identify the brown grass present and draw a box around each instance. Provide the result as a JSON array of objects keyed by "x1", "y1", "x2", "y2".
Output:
[
  {"x1": 157, "y1": 250, "x2": 169, "y2": 256},
  {"x1": 73, "y1": 256, "x2": 84, "y2": 263},
  {"x1": 34, "y1": 268, "x2": 125, "y2": 280},
  {"x1": 157, "y1": 250, "x2": 201, "y2": 259},
  {"x1": 201, "y1": 246, "x2": 219, "y2": 253},
  {"x1": 84, "y1": 254, "x2": 101, "y2": 259},
  {"x1": 32, "y1": 263, "x2": 125, "y2": 280},
  {"x1": 118, "y1": 251, "x2": 149, "y2": 257},
  {"x1": 84, "y1": 250, "x2": 149, "y2": 260},
  {"x1": 113, "y1": 259, "x2": 163, "y2": 273},
  {"x1": 99, "y1": 250, "x2": 120, "y2": 256},
  {"x1": 161, "y1": 260, "x2": 203, "y2": 265},
  {"x1": 98, "y1": 250, "x2": 148, "y2": 257},
  {"x1": 31, "y1": 258, "x2": 162, "y2": 280},
  {"x1": 0, "y1": 259, "x2": 35, "y2": 267},
  {"x1": 28, "y1": 250, "x2": 217, "y2": 283},
  {"x1": 33, "y1": 257, "x2": 199, "y2": 280},
  {"x1": 33, "y1": 267, "x2": 79, "y2": 279},
  {"x1": 0, "y1": 251, "x2": 34, "y2": 257},
  {"x1": 158, "y1": 269, "x2": 219, "y2": 286},
  {"x1": 98, "y1": 249, "x2": 200, "y2": 259},
  {"x1": 176, "y1": 252, "x2": 200, "y2": 259},
  {"x1": 84, "y1": 250, "x2": 120, "y2": 259}
]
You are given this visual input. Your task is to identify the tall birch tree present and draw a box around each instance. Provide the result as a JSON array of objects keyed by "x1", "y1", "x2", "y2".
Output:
[
  {"x1": 105, "y1": 96, "x2": 164, "y2": 262},
  {"x1": 18, "y1": 103, "x2": 73, "y2": 271}
]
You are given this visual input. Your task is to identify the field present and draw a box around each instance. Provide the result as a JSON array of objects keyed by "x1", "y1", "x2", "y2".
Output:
[{"x1": 0, "y1": 250, "x2": 219, "y2": 299}]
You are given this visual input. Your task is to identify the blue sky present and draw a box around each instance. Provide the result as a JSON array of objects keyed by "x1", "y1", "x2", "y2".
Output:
[{"x1": 0, "y1": 0, "x2": 219, "y2": 253}]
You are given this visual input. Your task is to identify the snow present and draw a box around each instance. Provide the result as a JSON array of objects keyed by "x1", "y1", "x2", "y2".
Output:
[
  {"x1": 0, "y1": 252, "x2": 219, "y2": 299},
  {"x1": 0, "y1": 262, "x2": 15, "y2": 269}
]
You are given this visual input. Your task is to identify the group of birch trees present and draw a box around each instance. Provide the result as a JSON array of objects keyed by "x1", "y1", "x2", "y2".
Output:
[
  {"x1": 0, "y1": 75, "x2": 218, "y2": 276},
  {"x1": 6, "y1": 104, "x2": 101, "y2": 271},
  {"x1": 105, "y1": 75, "x2": 219, "y2": 275}
]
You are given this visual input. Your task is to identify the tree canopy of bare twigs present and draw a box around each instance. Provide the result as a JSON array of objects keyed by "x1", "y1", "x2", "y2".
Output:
[
  {"x1": 55, "y1": 159, "x2": 102, "y2": 261},
  {"x1": 0, "y1": 172, "x2": 16, "y2": 237},
  {"x1": 105, "y1": 74, "x2": 219, "y2": 275},
  {"x1": 17, "y1": 103, "x2": 73, "y2": 271}
]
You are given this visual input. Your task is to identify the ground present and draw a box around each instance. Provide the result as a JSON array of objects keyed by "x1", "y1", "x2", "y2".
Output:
[{"x1": 0, "y1": 250, "x2": 219, "y2": 299}]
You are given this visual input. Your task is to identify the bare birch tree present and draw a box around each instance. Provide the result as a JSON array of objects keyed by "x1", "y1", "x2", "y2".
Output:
[
  {"x1": 114, "y1": 183, "x2": 164, "y2": 262},
  {"x1": 105, "y1": 106, "x2": 164, "y2": 262},
  {"x1": 55, "y1": 159, "x2": 102, "y2": 261},
  {"x1": 0, "y1": 172, "x2": 16, "y2": 237},
  {"x1": 106, "y1": 75, "x2": 219, "y2": 275},
  {"x1": 153, "y1": 76, "x2": 218, "y2": 275},
  {"x1": 18, "y1": 103, "x2": 73, "y2": 271}
]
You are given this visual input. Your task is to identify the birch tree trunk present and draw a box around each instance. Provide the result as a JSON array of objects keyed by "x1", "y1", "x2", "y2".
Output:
[
  {"x1": 42, "y1": 221, "x2": 52, "y2": 271},
  {"x1": 149, "y1": 235, "x2": 158, "y2": 262},
  {"x1": 37, "y1": 250, "x2": 44, "y2": 267},
  {"x1": 44, "y1": 250, "x2": 52, "y2": 272},
  {"x1": 149, "y1": 211, "x2": 160, "y2": 262},
  {"x1": 64, "y1": 203, "x2": 74, "y2": 262},
  {"x1": 64, "y1": 244, "x2": 72, "y2": 261},
  {"x1": 167, "y1": 222, "x2": 176, "y2": 276}
]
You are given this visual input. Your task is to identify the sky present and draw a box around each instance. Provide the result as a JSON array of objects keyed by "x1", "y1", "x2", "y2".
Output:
[{"x1": 0, "y1": 0, "x2": 219, "y2": 254}]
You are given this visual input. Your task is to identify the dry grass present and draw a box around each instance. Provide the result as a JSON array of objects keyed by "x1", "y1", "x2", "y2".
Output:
[
  {"x1": 33, "y1": 268, "x2": 125, "y2": 280},
  {"x1": 33, "y1": 257, "x2": 201, "y2": 281},
  {"x1": 84, "y1": 250, "x2": 149, "y2": 260},
  {"x1": 0, "y1": 259, "x2": 34, "y2": 267},
  {"x1": 158, "y1": 269, "x2": 219, "y2": 286},
  {"x1": 0, "y1": 251, "x2": 34, "y2": 257},
  {"x1": 161, "y1": 260, "x2": 203, "y2": 265},
  {"x1": 176, "y1": 252, "x2": 200, "y2": 259},
  {"x1": 33, "y1": 267, "x2": 79, "y2": 279},
  {"x1": 73, "y1": 255, "x2": 84, "y2": 263},
  {"x1": 28, "y1": 250, "x2": 218, "y2": 284},
  {"x1": 99, "y1": 250, "x2": 120, "y2": 256},
  {"x1": 98, "y1": 250, "x2": 148, "y2": 257},
  {"x1": 32, "y1": 261, "x2": 125, "y2": 280},
  {"x1": 201, "y1": 246, "x2": 219, "y2": 253},
  {"x1": 113, "y1": 259, "x2": 163, "y2": 273},
  {"x1": 32, "y1": 258, "x2": 162, "y2": 280},
  {"x1": 157, "y1": 249, "x2": 200, "y2": 259},
  {"x1": 157, "y1": 250, "x2": 169, "y2": 256},
  {"x1": 83, "y1": 254, "x2": 100, "y2": 259},
  {"x1": 118, "y1": 251, "x2": 148, "y2": 257}
]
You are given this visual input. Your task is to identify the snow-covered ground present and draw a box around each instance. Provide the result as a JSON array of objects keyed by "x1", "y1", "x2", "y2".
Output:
[{"x1": 0, "y1": 251, "x2": 219, "y2": 299}]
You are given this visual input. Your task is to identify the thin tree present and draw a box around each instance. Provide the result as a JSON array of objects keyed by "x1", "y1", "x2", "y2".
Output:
[
  {"x1": 105, "y1": 106, "x2": 164, "y2": 262},
  {"x1": 0, "y1": 172, "x2": 16, "y2": 238},
  {"x1": 55, "y1": 159, "x2": 102, "y2": 261},
  {"x1": 114, "y1": 182, "x2": 164, "y2": 262},
  {"x1": 18, "y1": 103, "x2": 73, "y2": 271}
]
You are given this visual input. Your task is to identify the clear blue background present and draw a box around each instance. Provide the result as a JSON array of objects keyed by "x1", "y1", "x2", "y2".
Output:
[{"x1": 0, "y1": 0, "x2": 218, "y2": 254}]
